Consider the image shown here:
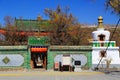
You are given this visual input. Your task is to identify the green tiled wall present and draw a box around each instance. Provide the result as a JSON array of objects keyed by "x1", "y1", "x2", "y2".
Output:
[
  {"x1": 0, "y1": 46, "x2": 30, "y2": 70},
  {"x1": 47, "y1": 50, "x2": 92, "y2": 70}
]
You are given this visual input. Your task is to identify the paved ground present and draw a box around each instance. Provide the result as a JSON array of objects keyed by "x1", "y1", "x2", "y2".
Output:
[{"x1": 0, "y1": 70, "x2": 120, "y2": 80}]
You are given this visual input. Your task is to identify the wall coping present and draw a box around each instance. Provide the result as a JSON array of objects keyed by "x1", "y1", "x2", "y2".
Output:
[
  {"x1": 50, "y1": 46, "x2": 92, "y2": 51},
  {"x1": 0, "y1": 46, "x2": 28, "y2": 50}
]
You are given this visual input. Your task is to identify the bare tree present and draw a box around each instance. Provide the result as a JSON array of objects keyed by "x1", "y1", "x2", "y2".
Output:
[
  {"x1": 4, "y1": 16, "x2": 27, "y2": 45},
  {"x1": 4, "y1": 16, "x2": 15, "y2": 45},
  {"x1": 44, "y1": 5, "x2": 80, "y2": 45},
  {"x1": 106, "y1": 0, "x2": 120, "y2": 15},
  {"x1": 0, "y1": 23, "x2": 2, "y2": 29},
  {"x1": 4, "y1": 16, "x2": 14, "y2": 28}
]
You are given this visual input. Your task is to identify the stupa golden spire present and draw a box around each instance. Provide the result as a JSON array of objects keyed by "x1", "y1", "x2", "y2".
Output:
[{"x1": 98, "y1": 16, "x2": 103, "y2": 28}]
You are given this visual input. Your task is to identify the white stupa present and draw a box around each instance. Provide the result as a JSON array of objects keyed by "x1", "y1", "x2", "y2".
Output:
[{"x1": 92, "y1": 16, "x2": 120, "y2": 69}]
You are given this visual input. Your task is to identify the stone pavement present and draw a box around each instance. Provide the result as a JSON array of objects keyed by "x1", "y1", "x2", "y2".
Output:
[
  {"x1": 0, "y1": 70, "x2": 104, "y2": 76},
  {"x1": 0, "y1": 70, "x2": 120, "y2": 80}
]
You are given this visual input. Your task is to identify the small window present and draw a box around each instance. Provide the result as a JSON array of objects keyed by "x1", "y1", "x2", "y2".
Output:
[
  {"x1": 98, "y1": 34, "x2": 105, "y2": 41},
  {"x1": 74, "y1": 61, "x2": 81, "y2": 65}
]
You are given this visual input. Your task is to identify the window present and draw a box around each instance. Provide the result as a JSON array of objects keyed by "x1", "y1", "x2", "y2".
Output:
[
  {"x1": 74, "y1": 61, "x2": 81, "y2": 65},
  {"x1": 98, "y1": 34, "x2": 105, "y2": 41}
]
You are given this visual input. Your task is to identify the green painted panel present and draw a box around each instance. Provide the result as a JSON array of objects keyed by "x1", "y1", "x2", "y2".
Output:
[
  {"x1": 105, "y1": 42, "x2": 108, "y2": 47},
  {"x1": 111, "y1": 42, "x2": 115, "y2": 47},
  {"x1": 93, "y1": 42, "x2": 116, "y2": 47},
  {"x1": 26, "y1": 48, "x2": 31, "y2": 69},
  {"x1": 86, "y1": 52, "x2": 92, "y2": 67},
  {"x1": 93, "y1": 42, "x2": 97, "y2": 47},
  {"x1": 28, "y1": 36, "x2": 50, "y2": 46},
  {"x1": 47, "y1": 51, "x2": 55, "y2": 70},
  {"x1": 97, "y1": 43, "x2": 100, "y2": 47}
]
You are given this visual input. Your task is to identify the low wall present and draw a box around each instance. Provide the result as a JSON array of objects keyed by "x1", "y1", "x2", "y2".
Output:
[
  {"x1": 0, "y1": 46, "x2": 30, "y2": 71},
  {"x1": 47, "y1": 46, "x2": 92, "y2": 70}
]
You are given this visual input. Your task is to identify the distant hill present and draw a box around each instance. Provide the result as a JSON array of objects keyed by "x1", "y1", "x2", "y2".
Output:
[{"x1": 81, "y1": 24, "x2": 120, "y2": 28}]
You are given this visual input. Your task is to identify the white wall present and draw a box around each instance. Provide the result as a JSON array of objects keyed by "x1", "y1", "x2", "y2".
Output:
[{"x1": 92, "y1": 48, "x2": 120, "y2": 68}]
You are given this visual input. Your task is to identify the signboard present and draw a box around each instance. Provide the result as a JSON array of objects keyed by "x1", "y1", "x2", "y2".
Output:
[
  {"x1": 62, "y1": 56, "x2": 72, "y2": 65},
  {"x1": 54, "y1": 62, "x2": 59, "y2": 69},
  {"x1": 28, "y1": 36, "x2": 50, "y2": 46}
]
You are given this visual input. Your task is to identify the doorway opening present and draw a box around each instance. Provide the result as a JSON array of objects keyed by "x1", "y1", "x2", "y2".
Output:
[{"x1": 30, "y1": 47, "x2": 47, "y2": 69}]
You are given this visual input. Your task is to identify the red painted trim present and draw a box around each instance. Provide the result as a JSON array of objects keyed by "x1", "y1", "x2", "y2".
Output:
[{"x1": 31, "y1": 48, "x2": 47, "y2": 52}]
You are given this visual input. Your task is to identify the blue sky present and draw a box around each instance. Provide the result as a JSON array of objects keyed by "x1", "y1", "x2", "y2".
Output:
[{"x1": 0, "y1": 0, "x2": 119, "y2": 26}]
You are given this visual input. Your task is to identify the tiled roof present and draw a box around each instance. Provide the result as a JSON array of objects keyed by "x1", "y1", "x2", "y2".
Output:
[{"x1": 15, "y1": 19, "x2": 52, "y2": 31}]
